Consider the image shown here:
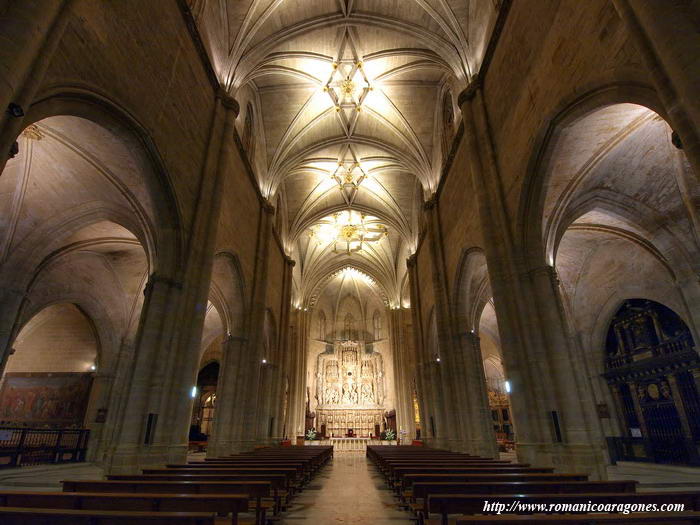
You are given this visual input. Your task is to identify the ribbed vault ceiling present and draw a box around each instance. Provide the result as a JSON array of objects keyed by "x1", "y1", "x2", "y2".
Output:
[{"x1": 190, "y1": 0, "x2": 500, "y2": 304}]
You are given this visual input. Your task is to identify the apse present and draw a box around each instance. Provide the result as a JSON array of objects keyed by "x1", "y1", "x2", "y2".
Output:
[{"x1": 305, "y1": 267, "x2": 396, "y2": 438}]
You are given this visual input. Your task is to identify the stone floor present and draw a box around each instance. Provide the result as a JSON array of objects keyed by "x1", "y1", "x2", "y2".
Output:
[
  {"x1": 0, "y1": 462, "x2": 103, "y2": 491},
  {"x1": 282, "y1": 452, "x2": 411, "y2": 524}
]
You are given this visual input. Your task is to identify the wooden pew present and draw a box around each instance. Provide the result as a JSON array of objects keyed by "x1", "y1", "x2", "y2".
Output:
[
  {"x1": 110, "y1": 473, "x2": 289, "y2": 511},
  {"x1": 406, "y1": 480, "x2": 637, "y2": 523},
  {"x1": 398, "y1": 473, "x2": 589, "y2": 500},
  {"x1": 390, "y1": 467, "x2": 556, "y2": 488},
  {"x1": 0, "y1": 507, "x2": 216, "y2": 525},
  {"x1": 62, "y1": 480, "x2": 270, "y2": 524},
  {"x1": 426, "y1": 492, "x2": 700, "y2": 525},
  {"x1": 0, "y1": 491, "x2": 247, "y2": 525},
  {"x1": 181, "y1": 461, "x2": 309, "y2": 480},
  {"x1": 145, "y1": 467, "x2": 299, "y2": 493}
]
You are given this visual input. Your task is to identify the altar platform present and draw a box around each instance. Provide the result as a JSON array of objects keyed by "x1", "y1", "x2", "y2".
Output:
[{"x1": 305, "y1": 438, "x2": 397, "y2": 451}]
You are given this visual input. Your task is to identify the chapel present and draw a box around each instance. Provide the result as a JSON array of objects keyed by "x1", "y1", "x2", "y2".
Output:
[{"x1": 0, "y1": 1, "x2": 698, "y2": 523}]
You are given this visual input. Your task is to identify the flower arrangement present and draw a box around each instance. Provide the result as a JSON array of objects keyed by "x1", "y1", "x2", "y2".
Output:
[
  {"x1": 381, "y1": 429, "x2": 396, "y2": 441},
  {"x1": 305, "y1": 429, "x2": 317, "y2": 440}
]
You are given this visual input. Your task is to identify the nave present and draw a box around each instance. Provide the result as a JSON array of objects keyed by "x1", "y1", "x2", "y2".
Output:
[
  {"x1": 1, "y1": 0, "x2": 700, "y2": 522},
  {"x1": 2, "y1": 444, "x2": 700, "y2": 523}
]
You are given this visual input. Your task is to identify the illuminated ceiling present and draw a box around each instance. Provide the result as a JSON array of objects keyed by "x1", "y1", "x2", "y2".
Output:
[{"x1": 190, "y1": 0, "x2": 500, "y2": 305}]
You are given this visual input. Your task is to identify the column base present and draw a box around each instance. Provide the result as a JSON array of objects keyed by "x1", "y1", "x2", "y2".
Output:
[
  {"x1": 516, "y1": 442, "x2": 608, "y2": 479},
  {"x1": 104, "y1": 444, "x2": 172, "y2": 475},
  {"x1": 463, "y1": 438, "x2": 499, "y2": 458}
]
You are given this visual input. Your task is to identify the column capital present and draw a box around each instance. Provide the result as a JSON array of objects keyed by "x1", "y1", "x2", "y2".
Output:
[
  {"x1": 145, "y1": 274, "x2": 183, "y2": 293},
  {"x1": 223, "y1": 334, "x2": 248, "y2": 345},
  {"x1": 216, "y1": 88, "x2": 240, "y2": 116},
  {"x1": 285, "y1": 256, "x2": 296, "y2": 267},
  {"x1": 262, "y1": 199, "x2": 276, "y2": 215},
  {"x1": 457, "y1": 76, "x2": 482, "y2": 109},
  {"x1": 423, "y1": 194, "x2": 438, "y2": 211},
  {"x1": 527, "y1": 264, "x2": 559, "y2": 282},
  {"x1": 456, "y1": 331, "x2": 480, "y2": 345}
]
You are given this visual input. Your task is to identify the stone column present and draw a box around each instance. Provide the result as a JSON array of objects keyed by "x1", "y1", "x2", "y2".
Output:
[
  {"x1": 0, "y1": 0, "x2": 75, "y2": 172},
  {"x1": 422, "y1": 197, "x2": 469, "y2": 451},
  {"x1": 206, "y1": 335, "x2": 246, "y2": 457},
  {"x1": 459, "y1": 83, "x2": 607, "y2": 477},
  {"x1": 230, "y1": 201, "x2": 275, "y2": 451},
  {"x1": 455, "y1": 331, "x2": 499, "y2": 457},
  {"x1": 156, "y1": 94, "x2": 240, "y2": 465},
  {"x1": 105, "y1": 275, "x2": 184, "y2": 474},
  {"x1": 83, "y1": 370, "x2": 114, "y2": 462},
  {"x1": 0, "y1": 286, "x2": 27, "y2": 373},
  {"x1": 275, "y1": 257, "x2": 295, "y2": 440},
  {"x1": 106, "y1": 93, "x2": 239, "y2": 473},
  {"x1": 612, "y1": 0, "x2": 700, "y2": 179},
  {"x1": 406, "y1": 253, "x2": 443, "y2": 446},
  {"x1": 287, "y1": 309, "x2": 310, "y2": 441},
  {"x1": 608, "y1": 384, "x2": 629, "y2": 436},
  {"x1": 389, "y1": 308, "x2": 416, "y2": 444}
]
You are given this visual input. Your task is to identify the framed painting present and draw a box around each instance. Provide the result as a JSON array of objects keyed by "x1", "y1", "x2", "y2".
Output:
[{"x1": 0, "y1": 372, "x2": 93, "y2": 427}]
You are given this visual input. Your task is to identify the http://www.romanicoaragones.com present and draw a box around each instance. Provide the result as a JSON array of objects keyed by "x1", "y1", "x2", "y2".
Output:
[{"x1": 482, "y1": 500, "x2": 685, "y2": 515}]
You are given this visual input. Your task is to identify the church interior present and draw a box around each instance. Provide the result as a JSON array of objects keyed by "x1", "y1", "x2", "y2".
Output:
[{"x1": 0, "y1": 0, "x2": 699, "y2": 523}]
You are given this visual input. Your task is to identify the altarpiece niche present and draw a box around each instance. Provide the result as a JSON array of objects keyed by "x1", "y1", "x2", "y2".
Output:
[{"x1": 314, "y1": 341, "x2": 386, "y2": 436}]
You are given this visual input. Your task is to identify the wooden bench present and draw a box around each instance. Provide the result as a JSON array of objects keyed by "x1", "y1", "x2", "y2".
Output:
[
  {"x1": 398, "y1": 473, "x2": 589, "y2": 499},
  {"x1": 62, "y1": 480, "x2": 270, "y2": 525},
  {"x1": 0, "y1": 506, "x2": 216, "y2": 525},
  {"x1": 0, "y1": 491, "x2": 248, "y2": 525},
  {"x1": 147, "y1": 467, "x2": 299, "y2": 492},
  {"x1": 407, "y1": 480, "x2": 637, "y2": 523},
  {"x1": 111, "y1": 473, "x2": 290, "y2": 511},
  {"x1": 390, "y1": 467, "x2": 556, "y2": 487}
]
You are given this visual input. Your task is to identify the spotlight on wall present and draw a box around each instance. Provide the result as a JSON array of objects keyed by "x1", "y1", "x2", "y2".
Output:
[
  {"x1": 436, "y1": 357, "x2": 441, "y2": 363},
  {"x1": 262, "y1": 358, "x2": 267, "y2": 364},
  {"x1": 190, "y1": 386, "x2": 198, "y2": 399},
  {"x1": 504, "y1": 380, "x2": 512, "y2": 393},
  {"x1": 90, "y1": 364, "x2": 96, "y2": 371}
]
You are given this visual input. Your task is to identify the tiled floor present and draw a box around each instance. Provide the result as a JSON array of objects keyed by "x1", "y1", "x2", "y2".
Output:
[{"x1": 282, "y1": 452, "x2": 411, "y2": 524}]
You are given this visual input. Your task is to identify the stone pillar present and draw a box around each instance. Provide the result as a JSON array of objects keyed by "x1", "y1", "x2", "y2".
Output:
[
  {"x1": 286, "y1": 309, "x2": 309, "y2": 441},
  {"x1": 612, "y1": 0, "x2": 700, "y2": 179},
  {"x1": 0, "y1": 0, "x2": 75, "y2": 172},
  {"x1": 106, "y1": 93, "x2": 239, "y2": 473},
  {"x1": 389, "y1": 308, "x2": 416, "y2": 444},
  {"x1": 455, "y1": 331, "x2": 499, "y2": 457},
  {"x1": 206, "y1": 335, "x2": 247, "y2": 457},
  {"x1": 0, "y1": 286, "x2": 27, "y2": 373},
  {"x1": 608, "y1": 384, "x2": 629, "y2": 436},
  {"x1": 275, "y1": 257, "x2": 295, "y2": 440},
  {"x1": 105, "y1": 275, "x2": 184, "y2": 473},
  {"x1": 406, "y1": 253, "x2": 444, "y2": 447},
  {"x1": 459, "y1": 83, "x2": 607, "y2": 477},
  {"x1": 230, "y1": 201, "x2": 275, "y2": 451},
  {"x1": 156, "y1": 95, "x2": 240, "y2": 465},
  {"x1": 422, "y1": 197, "x2": 469, "y2": 451}
]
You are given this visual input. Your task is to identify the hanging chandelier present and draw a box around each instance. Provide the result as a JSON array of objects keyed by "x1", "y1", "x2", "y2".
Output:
[{"x1": 309, "y1": 210, "x2": 388, "y2": 254}]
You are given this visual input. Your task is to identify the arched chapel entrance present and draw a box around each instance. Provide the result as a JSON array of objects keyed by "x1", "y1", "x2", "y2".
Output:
[{"x1": 604, "y1": 299, "x2": 700, "y2": 466}]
